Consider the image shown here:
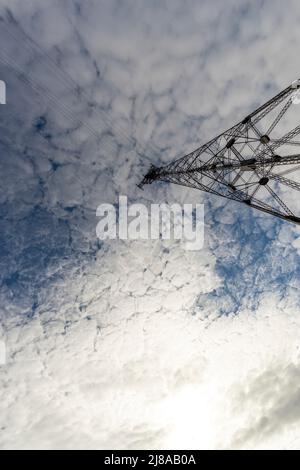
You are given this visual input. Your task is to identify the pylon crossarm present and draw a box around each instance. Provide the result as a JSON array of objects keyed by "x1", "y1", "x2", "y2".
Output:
[{"x1": 150, "y1": 154, "x2": 300, "y2": 178}]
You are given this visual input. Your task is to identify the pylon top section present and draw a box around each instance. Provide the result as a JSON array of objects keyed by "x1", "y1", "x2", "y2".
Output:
[{"x1": 140, "y1": 80, "x2": 300, "y2": 225}]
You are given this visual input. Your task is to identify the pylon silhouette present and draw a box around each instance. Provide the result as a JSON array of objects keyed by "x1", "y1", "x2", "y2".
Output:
[{"x1": 139, "y1": 80, "x2": 300, "y2": 225}]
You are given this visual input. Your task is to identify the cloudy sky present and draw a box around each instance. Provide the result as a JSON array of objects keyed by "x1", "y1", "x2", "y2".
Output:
[{"x1": 1, "y1": 0, "x2": 300, "y2": 450}]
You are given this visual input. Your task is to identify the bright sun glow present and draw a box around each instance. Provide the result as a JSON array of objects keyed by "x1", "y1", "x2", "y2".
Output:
[{"x1": 159, "y1": 383, "x2": 221, "y2": 450}]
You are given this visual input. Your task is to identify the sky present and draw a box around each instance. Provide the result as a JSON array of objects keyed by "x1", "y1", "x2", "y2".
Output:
[{"x1": 1, "y1": 0, "x2": 300, "y2": 450}]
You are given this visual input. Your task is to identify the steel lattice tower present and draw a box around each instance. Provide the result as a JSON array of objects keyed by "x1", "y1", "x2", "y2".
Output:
[{"x1": 139, "y1": 80, "x2": 300, "y2": 225}]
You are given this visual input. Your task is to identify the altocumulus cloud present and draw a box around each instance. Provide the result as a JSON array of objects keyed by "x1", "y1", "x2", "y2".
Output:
[{"x1": 1, "y1": 0, "x2": 300, "y2": 450}]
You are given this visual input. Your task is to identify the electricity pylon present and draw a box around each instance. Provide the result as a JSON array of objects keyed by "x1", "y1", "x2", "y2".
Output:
[{"x1": 139, "y1": 80, "x2": 300, "y2": 225}]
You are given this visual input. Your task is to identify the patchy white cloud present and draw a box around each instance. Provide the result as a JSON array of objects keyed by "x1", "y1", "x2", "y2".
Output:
[{"x1": 1, "y1": 0, "x2": 300, "y2": 450}]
